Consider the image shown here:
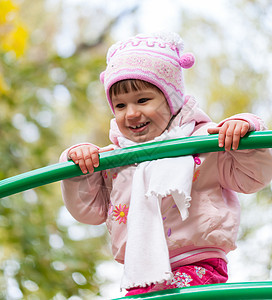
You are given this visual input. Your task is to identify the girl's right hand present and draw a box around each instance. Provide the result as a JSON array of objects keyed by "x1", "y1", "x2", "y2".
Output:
[{"x1": 68, "y1": 145, "x2": 114, "y2": 174}]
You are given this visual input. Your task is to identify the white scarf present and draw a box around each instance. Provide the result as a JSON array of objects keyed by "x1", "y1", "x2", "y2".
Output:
[{"x1": 119, "y1": 122, "x2": 195, "y2": 290}]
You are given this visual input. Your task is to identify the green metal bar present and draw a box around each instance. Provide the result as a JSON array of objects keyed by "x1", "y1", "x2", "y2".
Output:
[
  {"x1": 114, "y1": 281, "x2": 272, "y2": 299},
  {"x1": 0, "y1": 131, "x2": 272, "y2": 198}
]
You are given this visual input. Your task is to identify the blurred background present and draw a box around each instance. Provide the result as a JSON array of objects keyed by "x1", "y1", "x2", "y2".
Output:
[{"x1": 0, "y1": 0, "x2": 272, "y2": 299}]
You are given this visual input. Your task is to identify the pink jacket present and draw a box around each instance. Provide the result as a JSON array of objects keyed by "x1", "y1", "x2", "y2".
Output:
[{"x1": 60, "y1": 96, "x2": 272, "y2": 269}]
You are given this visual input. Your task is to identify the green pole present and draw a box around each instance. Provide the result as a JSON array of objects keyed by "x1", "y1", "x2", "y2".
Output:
[{"x1": 0, "y1": 131, "x2": 272, "y2": 198}]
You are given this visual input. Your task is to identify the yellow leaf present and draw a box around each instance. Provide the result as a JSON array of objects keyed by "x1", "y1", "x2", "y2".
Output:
[
  {"x1": 1, "y1": 23, "x2": 28, "y2": 57},
  {"x1": 0, "y1": 0, "x2": 17, "y2": 25},
  {"x1": 0, "y1": 73, "x2": 9, "y2": 94}
]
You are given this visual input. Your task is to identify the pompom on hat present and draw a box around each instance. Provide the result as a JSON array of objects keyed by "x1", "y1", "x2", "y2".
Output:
[{"x1": 100, "y1": 32, "x2": 195, "y2": 115}]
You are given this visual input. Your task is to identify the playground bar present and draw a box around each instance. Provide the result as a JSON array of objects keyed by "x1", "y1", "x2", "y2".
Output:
[
  {"x1": 116, "y1": 281, "x2": 272, "y2": 299},
  {"x1": 0, "y1": 131, "x2": 272, "y2": 198}
]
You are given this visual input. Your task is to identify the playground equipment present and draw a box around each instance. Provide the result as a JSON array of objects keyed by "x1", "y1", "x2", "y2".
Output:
[
  {"x1": 1, "y1": 131, "x2": 272, "y2": 198},
  {"x1": 1, "y1": 131, "x2": 272, "y2": 299},
  {"x1": 116, "y1": 281, "x2": 272, "y2": 299}
]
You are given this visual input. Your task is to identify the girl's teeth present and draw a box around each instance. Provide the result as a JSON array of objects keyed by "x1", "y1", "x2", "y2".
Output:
[{"x1": 132, "y1": 122, "x2": 147, "y2": 129}]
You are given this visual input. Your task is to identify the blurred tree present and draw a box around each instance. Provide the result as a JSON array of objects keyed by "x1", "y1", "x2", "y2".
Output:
[
  {"x1": 0, "y1": 0, "x2": 138, "y2": 299},
  {"x1": 179, "y1": 1, "x2": 272, "y2": 125}
]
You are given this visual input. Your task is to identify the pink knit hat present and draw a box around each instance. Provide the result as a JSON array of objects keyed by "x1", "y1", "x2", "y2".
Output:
[{"x1": 100, "y1": 32, "x2": 195, "y2": 115}]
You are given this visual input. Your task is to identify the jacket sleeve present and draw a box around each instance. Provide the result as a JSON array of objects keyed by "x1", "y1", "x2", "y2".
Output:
[
  {"x1": 59, "y1": 144, "x2": 110, "y2": 225},
  {"x1": 216, "y1": 113, "x2": 272, "y2": 193},
  {"x1": 217, "y1": 148, "x2": 272, "y2": 193}
]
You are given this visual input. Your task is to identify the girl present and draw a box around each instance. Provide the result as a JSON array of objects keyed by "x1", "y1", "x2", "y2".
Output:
[{"x1": 60, "y1": 32, "x2": 272, "y2": 296}]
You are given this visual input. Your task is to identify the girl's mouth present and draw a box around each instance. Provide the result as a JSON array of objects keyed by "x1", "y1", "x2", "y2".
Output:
[{"x1": 129, "y1": 122, "x2": 150, "y2": 132}]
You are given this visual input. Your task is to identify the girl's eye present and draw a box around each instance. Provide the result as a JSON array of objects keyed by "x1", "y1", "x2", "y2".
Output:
[
  {"x1": 115, "y1": 103, "x2": 125, "y2": 109},
  {"x1": 138, "y1": 98, "x2": 149, "y2": 104}
]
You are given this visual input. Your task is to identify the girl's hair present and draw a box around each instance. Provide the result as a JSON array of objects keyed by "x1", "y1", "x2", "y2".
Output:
[{"x1": 109, "y1": 79, "x2": 163, "y2": 97}]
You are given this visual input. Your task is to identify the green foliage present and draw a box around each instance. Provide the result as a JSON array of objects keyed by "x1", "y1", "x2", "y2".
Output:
[{"x1": 0, "y1": 1, "x2": 113, "y2": 298}]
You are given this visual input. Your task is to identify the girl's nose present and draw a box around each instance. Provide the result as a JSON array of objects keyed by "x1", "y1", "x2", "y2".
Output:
[{"x1": 126, "y1": 104, "x2": 141, "y2": 119}]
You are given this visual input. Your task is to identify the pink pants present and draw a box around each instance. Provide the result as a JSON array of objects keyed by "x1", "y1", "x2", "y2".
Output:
[{"x1": 125, "y1": 258, "x2": 228, "y2": 296}]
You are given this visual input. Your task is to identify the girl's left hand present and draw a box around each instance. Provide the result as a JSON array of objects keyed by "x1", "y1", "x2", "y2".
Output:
[{"x1": 207, "y1": 120, "x2": 250, "y2": 151}]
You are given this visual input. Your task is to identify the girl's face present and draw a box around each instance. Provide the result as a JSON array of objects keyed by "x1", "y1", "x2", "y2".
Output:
[{"x1": 111, "y1": 88, "x2": 171, "y2": 143}]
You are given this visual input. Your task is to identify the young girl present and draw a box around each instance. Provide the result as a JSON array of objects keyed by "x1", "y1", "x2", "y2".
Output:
[{"x1": 60, "y1": 32, "x2": 272, "y2": 296}]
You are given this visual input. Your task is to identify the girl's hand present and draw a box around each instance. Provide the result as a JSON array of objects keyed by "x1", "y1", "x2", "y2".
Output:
[
  {"x1": 68, "y1": 145, "x2": 114, "y2": 174},
  {"x1": 207, "y1": 120, "x2": 250, "y2": 151}
]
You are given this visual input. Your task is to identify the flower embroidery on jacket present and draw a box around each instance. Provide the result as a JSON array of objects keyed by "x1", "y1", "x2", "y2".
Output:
[
  {"x1": 113, "y1": 204, "x2": 129, "y2": 224},
  {"x1": 171, "y1": 272, "x2": 193, "y2": 288},
  {"x1": 103, "y1": 170, "x2": 118, "y2": 180},
  {"x1": 193, "y1": 170, "x2": 200, "y2": 182},
  {"x1": 195, "y1": 266, "x2": 206, "y2": 278}
]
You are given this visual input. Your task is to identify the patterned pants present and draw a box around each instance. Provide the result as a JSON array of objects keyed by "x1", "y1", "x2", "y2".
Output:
[{"x1": 125, "y1": 258, "x2": 228, "y2": 296}]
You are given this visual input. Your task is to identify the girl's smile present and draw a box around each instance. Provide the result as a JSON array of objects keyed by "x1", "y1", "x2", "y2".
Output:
[
  {"x1": 111, "y1": 88, "x2": 171, "y2": 143},
  {"x1": 129, "y1": 121, "x2": 150, "y2": 130}
]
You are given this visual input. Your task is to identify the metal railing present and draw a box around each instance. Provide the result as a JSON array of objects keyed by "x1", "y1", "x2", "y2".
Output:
[
  {"x1": 1, "y1": 131, "x2": 272, "y2": 198},
  {"x1": 115, "y1": 281, "x2": 272, "y2": 299}
]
